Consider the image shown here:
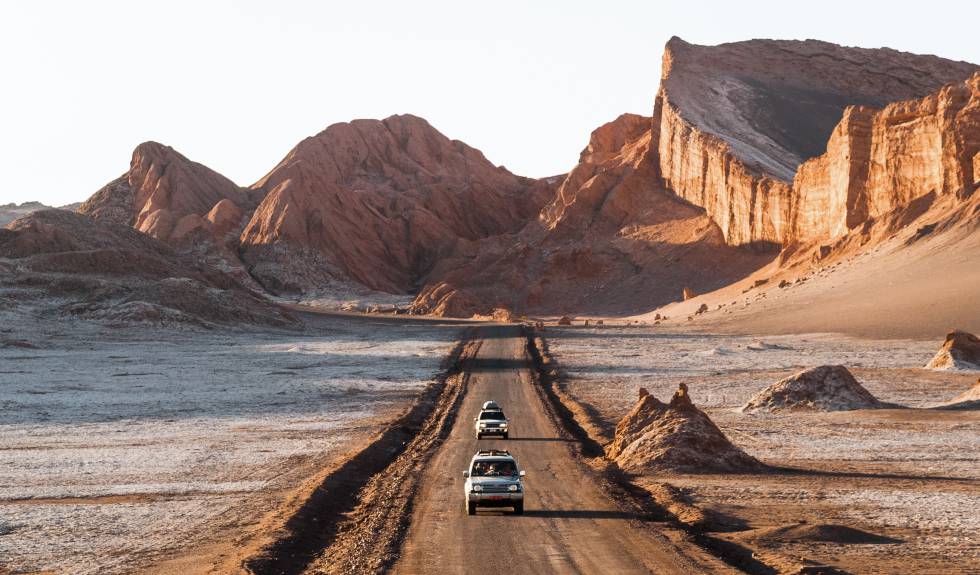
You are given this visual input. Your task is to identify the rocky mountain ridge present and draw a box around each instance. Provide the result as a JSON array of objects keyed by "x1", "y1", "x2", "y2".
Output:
[
  {"x1": 411, "y1": 39, "x2": 980, "y2": 316},
  {"x1": 42, "y1": 37, "x2": 980, "y2": 324},
  {"x1": 239, "y1": 114, "x2": 551, "y2": 294}
]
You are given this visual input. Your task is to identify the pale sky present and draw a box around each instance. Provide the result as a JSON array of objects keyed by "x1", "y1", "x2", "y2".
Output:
[{"x1": 2, "y1": 1, "x2": 979, "y2": 206}]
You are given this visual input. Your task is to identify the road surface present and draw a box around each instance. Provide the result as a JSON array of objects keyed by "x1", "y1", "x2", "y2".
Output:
[{"x1": 392, "y1": 325, "x2": 734, "y2": 574}]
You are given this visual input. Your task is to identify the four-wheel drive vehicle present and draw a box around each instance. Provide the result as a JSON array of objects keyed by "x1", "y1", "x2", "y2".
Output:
[
  {"x1": 474, "y1": 408, "x2": 509, "y2": 439},
  {"x1": 463, "y1": 449, "x2": 526, "y2": 515}
]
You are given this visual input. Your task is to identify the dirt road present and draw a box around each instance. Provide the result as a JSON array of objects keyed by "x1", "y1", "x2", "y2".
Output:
[{"x1": 392, "y1": 325, "x2": 734, "y2": 574}]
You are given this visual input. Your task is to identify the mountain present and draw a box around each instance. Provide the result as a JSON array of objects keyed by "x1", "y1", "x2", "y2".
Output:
[
  {"x1": 0, "y1": 210, "x2": 296, "y2": 327},
  {"x1": 411, "y1": 38, "x2": 980, "y2": 319},
  {"x1": 657, "y1": 37, "x2": 978, "y2": 246},
  {"x1": 239, "y1": 114, "x2": 551, "y2": 294},
  {"x1": 78, "y1": 116, "x2": 552, "y2": 299},
  {"x1": 79, "y1": 141, "x2": 258, "y2": 245},
  {"x1": 66, "y1": 38, "x2": 980, "y2": 332},
  {"x1": 647, "y1": 72, "x2": 980, "y2": 338},
  {"x1": 412, "y1": 113, "x2": 773, "y2": 316}
]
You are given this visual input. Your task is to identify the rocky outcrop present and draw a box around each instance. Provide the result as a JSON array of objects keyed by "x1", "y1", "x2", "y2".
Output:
[
  {"x1": 608, "y1": 384, "x2": 762, "y2": 473},
  {"x1": 974, "y1": 151, "x2": 980, "y2": 186},
  {"x1": 239, "y1": 114, "x2": 549, "y2": 294},
  {"x1": 926, "y1": 330, "x2": 980, "y2": 370},
  {"x1": 657, "y1": 38, "x2": 979, "y2": 247},
  {"x1": 80, "y1": 142, "x2": 253, "y2": 244},
  {"x1": 411, "y1": 112, "x2": 773, "y2": 317},
  {"x1": 742, "y1": 365, "x2": 886, "y2": 413},
  {"x1": 0, "y1": 210, "x2": 295, "y2": 327},
  {"x1": 56, "y1": 38, "x2": 980, "y2": 323},
  {"x1": 413, "y1": 39, "x2": 980, "y2": 318},
  {"x1": 793, "y1": 73, "x2": 980, "y2": 241}
]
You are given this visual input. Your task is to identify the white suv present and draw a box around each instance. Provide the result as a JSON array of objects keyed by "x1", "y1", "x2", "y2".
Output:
[
  {"x1": 463, "y1": 449, "x2": 526, "y2": 515},
  {"x1": 474, "y1": 408, "x2": 509, "y2": 439}
]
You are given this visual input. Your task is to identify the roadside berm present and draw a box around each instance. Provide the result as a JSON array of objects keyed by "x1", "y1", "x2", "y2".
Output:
[
  {"x1": 608, "y1": 384, "x2": 762, "y2": 473},
  {"x1": 742, "y1": 365, "x2": 885, "y2": 413}
]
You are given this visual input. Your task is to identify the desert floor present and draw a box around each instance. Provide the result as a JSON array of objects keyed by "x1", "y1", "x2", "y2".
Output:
[
  {"x1": 546, "y1": 325, "x2": 980, "y2": 574},
  {"x1": 0, "y1": 309, "x2": 462, "y2": 575}
]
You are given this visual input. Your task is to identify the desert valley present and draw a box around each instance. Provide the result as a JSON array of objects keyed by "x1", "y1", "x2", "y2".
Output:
[{"x1": 2, "y1": 30, "x2": 979, "y2": 575}]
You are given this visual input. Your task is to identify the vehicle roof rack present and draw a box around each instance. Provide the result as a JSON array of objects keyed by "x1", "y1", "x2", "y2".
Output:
[{"x1": 476, "y1": 449, "x2": 511, "y2": 457}]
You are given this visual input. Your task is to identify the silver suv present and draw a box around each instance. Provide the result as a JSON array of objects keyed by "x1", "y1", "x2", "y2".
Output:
[
  {"x1": 474, "y1": 407, "x2": 509, "y2": 439},
  {"x1": 463, "y1": 449, "x2": 526, "y2": 515}
]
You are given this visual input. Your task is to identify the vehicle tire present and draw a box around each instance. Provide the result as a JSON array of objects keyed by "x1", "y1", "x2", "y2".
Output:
[
  {"x1": 476, "y1": 433, "x2": 482, "y2": 440},
  {"x1": 513, "y1": 501, "x2": 524, "y2": 515},
  {"x1": 467, "y1": 502, "x2": 477, "y2": 515},
  {"x1": 503, "y1": 432, "x2": 509, "y2": 439}
]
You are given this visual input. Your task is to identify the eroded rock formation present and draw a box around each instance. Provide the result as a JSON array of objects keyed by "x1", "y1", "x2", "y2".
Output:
[
  {"x1": 657, "y1": 38, "x2": 979, "y2": 246},
  {"x1": 0, "y1": 210, "x2": 295, "y2": 327},
  {"x1": 742, "y1": 365, "x2": 885, "y2": 413},
  {"x1": 946, "y1": 378, "x2": 980, "y2": 406},
  {"x1": 80, "y1": 142, "x2": 254, "y2": 245},
  {"x1": 412, "y1": 40, "x2": 980, "y2": 318},
  {"x1": 239, "y1": 114, "x2": 550, "y2": 294},
  {"x1": 608, "y1": 384, "x2": 762, "y2": 473},
  {"x1": 793, "y1": 73, "x2": 980, "y2": 241},
  {"x1": 926, "y1": 330, "x2": 980, "y2": 370},
  {"x1": 411, "y1": 112, "x2": 773, "y2": 316}
]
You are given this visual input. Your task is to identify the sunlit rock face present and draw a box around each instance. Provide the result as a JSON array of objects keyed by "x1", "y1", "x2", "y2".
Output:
[
  {"x1": 411, "y1": 112, "x2": 774, "y2": 317},
  {"x1": 656, "y1": 37, "x2": 979, "y2": 246},
  {"x1": 792, "y1": 73, "x2": 980, "y2": 241},
  {"x1": 79, "y1": 142, "x2": 254, "y2": 244},
  {"x1": 239, "y1": 114, "x2": 550, "y2": 294}
]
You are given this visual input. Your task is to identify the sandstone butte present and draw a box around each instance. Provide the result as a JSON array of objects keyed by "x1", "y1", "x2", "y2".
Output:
[{"x1": 411, "y1": 38, "x2": 980, "y2": 316}]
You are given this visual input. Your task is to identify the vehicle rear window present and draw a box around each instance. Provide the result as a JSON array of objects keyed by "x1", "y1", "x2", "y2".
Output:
[{"x1": 471, "y1": 460, "x2": 517, "y2": 477}]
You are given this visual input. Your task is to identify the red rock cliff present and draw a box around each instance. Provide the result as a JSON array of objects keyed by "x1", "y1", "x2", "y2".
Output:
[
  {"x1": 792, "y1": 73, "x2": 980, "y2": 241},
  {"x1": 656, "y1": 37, "x2": 979, "y2": 246}
]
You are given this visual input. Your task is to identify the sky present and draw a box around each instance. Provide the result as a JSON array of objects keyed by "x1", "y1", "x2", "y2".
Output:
[{"x1": 2, "y1": 1, "x2": 979, "y2": 206}]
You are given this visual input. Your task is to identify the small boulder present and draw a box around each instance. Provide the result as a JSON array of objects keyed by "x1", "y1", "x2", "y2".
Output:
[
  {"x1": 742, "y1": 366, "x2": 885, "y2": 413},
  {"x1": 490, "y1": 307, "x2": 515, "y2": 322},
  {"x1": 557, "y1": 315, "x2": 573, "y2": 326},
  {"x1": 695, "y1": 303, "x2": 709, "y2": 315},
  {"x1": 925, "y1": 330, "x2": 980, "y2": 370},
  {"x1": 682, "y1": 287, "x2": 695, "y2": 300}
]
